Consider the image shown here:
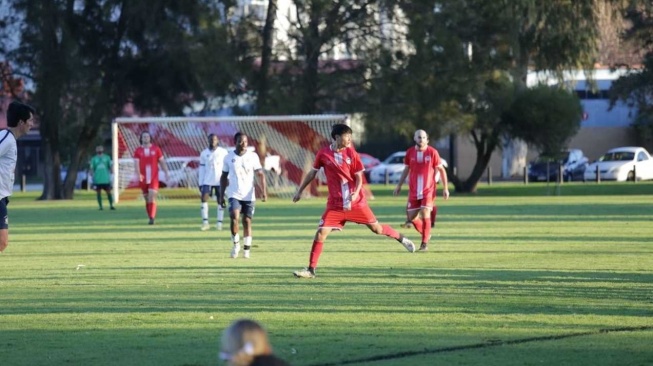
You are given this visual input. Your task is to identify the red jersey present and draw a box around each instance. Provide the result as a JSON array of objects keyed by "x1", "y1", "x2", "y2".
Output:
[
  {"x1": 134, "y1": 145, "x2": 164, "y2": 185},
  {"x1": 313, "y1": 145, "x2": 367, "y2": 210},
  {"x1": 404, "y1": 145, "x2": 442, "y2": 200}
]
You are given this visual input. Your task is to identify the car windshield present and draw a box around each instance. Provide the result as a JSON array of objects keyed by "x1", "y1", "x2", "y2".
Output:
[
  {"x1": 384, "y1": 155, "x2": 404, "y2": 164},
  {"x1": 361, "y1": 156, "x2": 375, "y2": 165},
  {"x1": 599, "y1": 152, "x2": 635, "y2": 162}
]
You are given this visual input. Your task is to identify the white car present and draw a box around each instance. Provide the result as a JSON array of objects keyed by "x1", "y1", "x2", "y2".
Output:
[
  {"x1": 368, "y1": 151, "x2": 448, "y2": 184},
  {"x1": 584, "y1": 146, "x2": 653, "y2": 181}
]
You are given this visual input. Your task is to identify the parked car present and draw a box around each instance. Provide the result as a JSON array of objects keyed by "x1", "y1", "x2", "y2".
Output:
[
  {"x1": 527, "y1": 149, "x2": 589, "y2": 182},
  {"x1": 359, "y1": 153, "x2": 381, "y2": 180},
  {"x1": 368, "y1": 151, "x2": 448, "y2": 184},
  {"x1": 584, "y1": 146, "x2": 653, "y2": 181}
]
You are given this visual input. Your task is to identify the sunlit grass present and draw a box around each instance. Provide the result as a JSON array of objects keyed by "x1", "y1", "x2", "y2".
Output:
[{"x1": 1, "y1": 183, "x2": 652, "y2": 365}]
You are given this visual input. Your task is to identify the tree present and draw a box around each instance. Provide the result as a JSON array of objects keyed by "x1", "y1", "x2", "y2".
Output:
[
  {"x1": 1, "y1": 0, "x2": 238, "y2": 199},
  {"x1": 505, "y1": 85, "x2": 583, "y2": 155},
  {"x1": 365, "y1": 0, "x2": 622, "y2": 192},
  {"x1": 609, "y1": 2, "x2": 653, "y2": 151}
]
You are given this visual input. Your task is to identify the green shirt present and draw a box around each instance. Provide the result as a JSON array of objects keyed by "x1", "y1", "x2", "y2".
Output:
[{"x1": 90, "y1": 154, "x2": 112, "y2": 184}]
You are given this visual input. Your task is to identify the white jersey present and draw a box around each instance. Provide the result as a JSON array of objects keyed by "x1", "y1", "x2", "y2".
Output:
[
  {"x1": 0, "y1": 130, "x2": 18, "y2": 199},
  {"x1": 199, "y1": 146, "x2": 228, "y2": 186},
  {"x1": 0, "y1": 130, "x2": 17, "y2": 200},
  {"x1": 222, "y1": 150, "x2": 263, "y2": 201}
]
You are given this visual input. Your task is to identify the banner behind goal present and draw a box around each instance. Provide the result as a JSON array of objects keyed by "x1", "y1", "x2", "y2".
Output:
[{"x1": 111, "y1": 115, "x2": 348, "y2": 202}]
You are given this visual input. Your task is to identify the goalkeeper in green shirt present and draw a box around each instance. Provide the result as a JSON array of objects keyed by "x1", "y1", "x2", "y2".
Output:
[{"x1": 89, "y1": 145, "x2": 115, "y2": 210}]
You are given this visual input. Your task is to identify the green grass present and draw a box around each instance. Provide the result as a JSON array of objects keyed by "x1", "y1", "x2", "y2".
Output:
[{"x1": 1, "y1": 183, "x2": 653, "y2": 366}]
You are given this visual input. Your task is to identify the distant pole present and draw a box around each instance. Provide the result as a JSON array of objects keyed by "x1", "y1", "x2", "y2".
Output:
[
  {"x1": 21, "y1": 174, "x2": 26, "y2": 192},
  {"x1": 633, "y1": 165, "x2": 637, "y2": 183},
  {"x1": 487, "y1": 166, "x2": 492, "y2": 185},
  {"x1": 523, "y1": 166, "x2": 528, "y2": 184},
  {"x1": 596, "y1": 165, "x2": 600, "y2": 183}
]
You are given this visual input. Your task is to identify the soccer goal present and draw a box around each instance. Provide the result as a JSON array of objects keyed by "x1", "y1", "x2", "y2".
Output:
[{"x1": 111, "y1": 115, "x2": 349, "y2": 202}]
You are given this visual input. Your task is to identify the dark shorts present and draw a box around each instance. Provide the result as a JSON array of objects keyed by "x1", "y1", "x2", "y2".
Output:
[
  {"x1": 228, "y1": 198, "x2": 255, "y2": 218},
  {"x1": 0, "y1": 197, "x2": 9, "y2": 230},
  {"x1": 94, "y1": 183, "x2": 111, "y2": 191},
  {"x1": 200, "y1": 185, "x2": 220, "y2": 197}
]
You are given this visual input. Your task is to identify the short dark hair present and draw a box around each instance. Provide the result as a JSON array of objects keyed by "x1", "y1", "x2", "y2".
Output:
[
  {"x1": 6, "y1": 101, "x2": 35, "y2": 128},
  {"x1": 234, "y1": 132, "x2": 246, "y2": 143},
  {"x1": 139, "y1": 131, "x2": 151, "y2": 144},
  {"x1": 331, "y1": 124, "x2": 352, "y2": 140}
]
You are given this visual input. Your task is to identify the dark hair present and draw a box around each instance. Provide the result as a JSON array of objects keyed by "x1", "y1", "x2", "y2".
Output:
[
  {"x1": 139, "y1": 131, "x2": 151, "y2": 144},
  {"x1": 331, "y1": 124, "x2": 352, "y2": 140},
  {"x1": 234, "y1": 132, "x2": 246, "y2": 143},
  {"x1": 6, "y1": 101, "x2": 35, "y2": 128}
]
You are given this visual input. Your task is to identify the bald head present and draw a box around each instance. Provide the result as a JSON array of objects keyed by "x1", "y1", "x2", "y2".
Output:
[{"x1": 414, "y1": 129, "x2": 429, "y2": 149}]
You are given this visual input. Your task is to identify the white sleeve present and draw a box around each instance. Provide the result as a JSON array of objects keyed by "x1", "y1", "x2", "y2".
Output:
[{"x1": 198, "y1": 151, "x2": 206, "y2": 185}]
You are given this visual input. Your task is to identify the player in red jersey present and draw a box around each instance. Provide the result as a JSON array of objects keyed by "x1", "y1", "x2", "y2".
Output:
[
  {"x1": 292, "y1": 124, "x2": 416, "y2": 279},
  {"x1": 394, "y1": 129, "x2": 449, "y2": 251},
  {"x1": 133, "y1": 131, "x2": 169, "y2": 225}
]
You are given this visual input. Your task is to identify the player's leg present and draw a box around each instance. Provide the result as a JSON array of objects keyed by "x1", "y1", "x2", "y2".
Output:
[
  {"x1": 200, "y1": 185, "x2": 210, "y2": 231},
  {"x1": 104, "y1": 185, "x2": 115, "y2": 210},
  {"x1": 407, "y1": 202, "x2": 423, "y2": 236},
  {"x1": 241, "y1": 201, "x2": 255, "y2": 258},
  {"x1": 147, "y1": 188, "x2": 158, "y2": 224},
  {"x1": 214, "y1": 186, "x2": 224, "y2": 230},
  {"x1": 140, "y1": 183, "x2": 151, "y2": 223},
  {"x1": 228, "y1": 198, "x2": 242, "y2": 258},
  {"x1": 431, "y1": 189, "x2": 437, "y2": 228},
  {"x1": 0, "y1": 198, "x2": 9, "y2": 252},
  {"x1": 294, "y1": 209, "x2": 342, "y2": 278},
  {"x1": 354, "y1": 206, "x2": 416, "y2": 252},
  {"x1": 418, "y1": 206, "x2": 432, "y2": 251},
  {"x1": 95, "y1": 185, "x2": 103, "y2": 210}
]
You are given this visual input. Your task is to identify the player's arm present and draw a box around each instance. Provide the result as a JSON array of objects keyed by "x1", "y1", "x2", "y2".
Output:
[
  {"x1": 218, "y1": 171, "x2": 228, "y2": 207},
  {"x1": 351, "y1": 170, "x2": 364, "y2": 202},
  {"x1": 256, "y1": 168, "x2": 267, "y2": 202},
  {"x1": 158, "y1": 156, "x2": 170, "y2": 181},
  {"x1": 437, "y1": 164, "x2": 450, "y2": 200},
  {"x1": 393, "y1": 165, "x2": 410, "y2": 196},
  {"x1": 293, "y1": 169, "x2": 318, "y2": 202},
  {"x1": 134, "y1": 157, "x2": 142, "y2": 182},
  {"x1": 198, "y1": 153, "x2": 206, "y2": 189}
]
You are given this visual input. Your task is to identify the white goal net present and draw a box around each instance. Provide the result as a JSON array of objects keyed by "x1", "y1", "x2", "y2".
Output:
[{"x1": 111, "y1": 115, "x2": 349, "y2": 202}]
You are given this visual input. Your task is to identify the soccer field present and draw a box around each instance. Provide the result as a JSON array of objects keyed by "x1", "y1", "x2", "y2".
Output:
[{"x1": 1, "y1": 183, "x2": 652, "y2": 366}]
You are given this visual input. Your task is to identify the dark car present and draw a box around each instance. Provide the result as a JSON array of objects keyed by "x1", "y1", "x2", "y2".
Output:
[{"x1": 528, "y1": 149, "x2": 589, "y2": 182}]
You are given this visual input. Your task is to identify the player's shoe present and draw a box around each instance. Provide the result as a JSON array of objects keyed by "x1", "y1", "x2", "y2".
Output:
[
  {"x1": 243, "y1": 249, "x2": 250, "y2": 259},
  {"x1": 400, "y1": 221, "x2": 413, "y2": 229},
  {"x1": 398, "y1": 235, "x2": 416, "y2": 253},
  {"x1": 110, "y1": 206, "x2": 116, "y2": 210},
  {"x1": 230, "y1": 243, "x2": 240, "y2": 259},
  {"x1": 419, "y1": 243, "x2": 429, "y2": 251},
  {"x1": 216, "y1": 221, "x2": 223, "y2": 231},
  {"x1": 293, "y1": 268, "x2": 316, "y2": 279},
  {"x1": 201, "y1": 222, "x2": 210, "y2": 231},
  {"x1": 148, "y1": 218, "x2": 155, "y2": 225}
]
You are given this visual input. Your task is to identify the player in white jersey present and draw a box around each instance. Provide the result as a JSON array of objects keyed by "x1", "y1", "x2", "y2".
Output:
[
  {"x1": 198, "y1": 134, "x2": 229, "y2": 231},
  {"x1": 219, "y1": 132, "x2": 267, "y2": 259},
  {"x1": 0, "y1": 101, "x2": 35, "y2": 253}
]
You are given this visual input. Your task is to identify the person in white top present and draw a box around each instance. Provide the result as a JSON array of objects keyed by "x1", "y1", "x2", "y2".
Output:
[
  {"x1": 0, "y1": 101, "x2": 35, "y2": 253},
  {"x1": 219, "y1": 132, "x2": 267, "y2": 259},
  {"x1": 198, "y1": 134, "x2": 229, "y2": 231}
]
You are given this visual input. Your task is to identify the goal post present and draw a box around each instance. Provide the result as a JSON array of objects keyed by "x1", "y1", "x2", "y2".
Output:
[{"x1": 111, "y1": 115, "x2": 349, "y2": 203}]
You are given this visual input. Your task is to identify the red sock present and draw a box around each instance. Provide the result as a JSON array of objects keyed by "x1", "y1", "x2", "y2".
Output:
[
  {"x1": 146, "y1": 202, "x2": 152, "y2": 218},
  {"x1": 381, "y1": 224, "x2": 401, "y2": 240},
  {"x1": 411, "y1": 218, "x2": 424, "y2": 235},
  {"x1": 309, "y1": 240, "x2": 323, "y2": 269},
  {"x1": 422, "y1": 217, "x2": 432, "y2": 243},
  {"x1": 151, "y1": 202, "x2": 157, "y2": 219}
]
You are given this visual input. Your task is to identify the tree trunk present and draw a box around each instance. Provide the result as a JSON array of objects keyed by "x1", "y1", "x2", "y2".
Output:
[
  {"x1": 257, "y1": 0, "x2": 277, "y2": 114},
  {"x1": 452, "y1": 131, "x2": 500, "y2": 193},
  {"x1": 301, "y1": 12, "x2": 321, "y2": 115}
]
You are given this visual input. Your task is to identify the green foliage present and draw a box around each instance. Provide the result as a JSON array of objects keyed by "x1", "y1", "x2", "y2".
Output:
[
  {"x1": 610, "y1": 3, "x2": 653, "y2": 151},
  {"x1": 1, "y1": 189, "x2": 653, "y2": 365},
  {"x1": 505, "y1": 85, "x2": 583, "y2": 155}
]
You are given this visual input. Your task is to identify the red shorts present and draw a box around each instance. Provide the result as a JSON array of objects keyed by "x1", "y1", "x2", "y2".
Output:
[
  {"x1": 319, "y1": 205, "x2": 377, "y2": 230},
  {"x1": 140, "y1": 180, "x2": 160, "y2": 194},
  {"x1": 407, "y1": 196, "x2": 434, "y2": 211}
]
